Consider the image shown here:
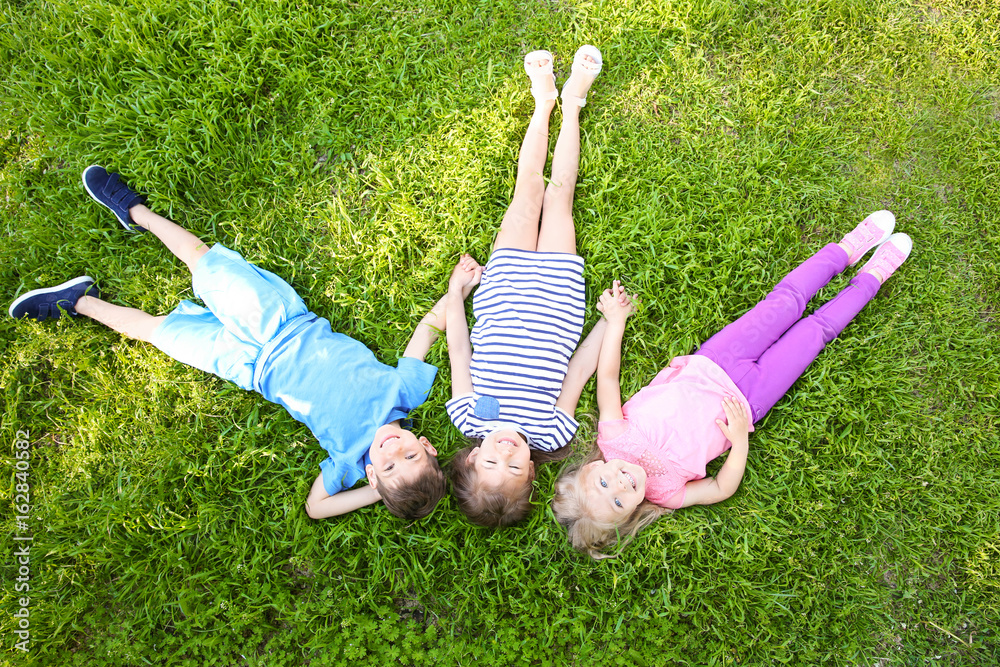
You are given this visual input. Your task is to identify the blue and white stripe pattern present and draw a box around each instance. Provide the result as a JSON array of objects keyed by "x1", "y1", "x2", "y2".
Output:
[{"x1": 446, "y1": 248, "x2": 586, "y2": 452}]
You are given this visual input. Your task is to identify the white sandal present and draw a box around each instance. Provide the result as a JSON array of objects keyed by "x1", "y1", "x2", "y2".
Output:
[
  {"x1": 561, "y1": 45, "x2": 603, "y2": 107},
  {"x1": 524, "y1": 49, "x2": 557, "y2": 102}
]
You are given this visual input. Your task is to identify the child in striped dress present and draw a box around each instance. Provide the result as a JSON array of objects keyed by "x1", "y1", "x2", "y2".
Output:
[
  {"x1": 552, "y1": 214, "x2": 913, "y2": 557},
  {"x1": 445, "y1": 46, "x2": 614, "y2": 527}
]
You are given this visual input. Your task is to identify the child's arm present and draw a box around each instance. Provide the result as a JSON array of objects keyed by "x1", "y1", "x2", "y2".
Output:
[
  {"x1": 678, "y1": 397, "x2": 751, "y2": 507},
  {"x1": 401, "y1": 294, "x2": 448, "y2": 362},
  {"x1": 402, "y1": 254, "x2": 482, "y2": 362},
  {"x1": 592, "y1": 281, "x2": 636, "y2": 422},
  {"x1": 554, "y1": 318, "x2": 607, "y2": 414},
  {"x1": 446, "y1": 254, "x2": 482, "y2": 397},
  {"x1": 304, "y1": 473, "x2": 382, "y2": 519}
]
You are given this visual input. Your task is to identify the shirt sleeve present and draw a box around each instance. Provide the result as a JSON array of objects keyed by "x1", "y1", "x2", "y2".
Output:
[
  {"x1": 394, "y1": 356, "x2": 438, "y2": 411},
  {"x1": 547, "y1": 406, "x2": 581, "y2": 450},
  {"x1": 661, "y1": 487, "x2": 686, "y2": 509},
  {"x1": 445, "y1": 394, "x2": 476, "y2": 435},
  {"x1": 597, "y1": 418, "x2": 629, "y2": 443},
  {"x1": 320, "y1": 453, "x2": 367, "y2": 496}
]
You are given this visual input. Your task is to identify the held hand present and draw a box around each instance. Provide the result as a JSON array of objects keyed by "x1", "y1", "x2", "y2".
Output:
[
  {"x1": 716, "y1": 397, "x2": 750, "y2": 444},
  {"x1": 596, "y1": 280, "x2": 637, "y2": 325},
  {"x1": 449, "y1": 254, "x2": 483, "y2": 297}
]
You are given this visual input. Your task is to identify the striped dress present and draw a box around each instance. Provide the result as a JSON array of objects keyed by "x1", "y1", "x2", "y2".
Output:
[{"x1": 446, "y1": 248, "x2": 586, "y2": 452}]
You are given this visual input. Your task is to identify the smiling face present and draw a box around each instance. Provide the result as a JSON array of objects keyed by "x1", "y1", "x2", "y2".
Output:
[
  {"x1": 579, "y1": 458, "x2": 647, "y2": 523},
  {"x1": 365, "y1": 423, "x2": 438, "y2": 492},
  {"x1": 467, "y1": 429, "x2": 534, "y2": 491}
]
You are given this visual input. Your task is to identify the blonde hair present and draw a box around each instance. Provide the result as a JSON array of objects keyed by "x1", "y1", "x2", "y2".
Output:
[{"x1": 551, "y1": 445, "x2": 667, "y2": 559}]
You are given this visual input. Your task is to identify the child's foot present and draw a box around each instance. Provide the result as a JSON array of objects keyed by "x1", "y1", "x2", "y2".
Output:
[
  {"x1": 82, "y1": 165, "x2": 147, "y2": 232},
  {"x1": 8, "y1": 276, "x2": 100, "y2": 320},
  {"x1": 524, "y1": 50, "x2": 557, "y2": 102},
  {"x1": 561, "y1": 45, "x2": 603, "y2": 107},
  {"x1": 859, "y1": 233, "x2": 912, "y2": 284},
  {"x1": 839, "y1": 210, "x2": 895, "y2": 265}
]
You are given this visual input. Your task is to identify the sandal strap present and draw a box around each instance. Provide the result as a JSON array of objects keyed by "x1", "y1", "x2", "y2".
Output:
[
  {"x1": 524, "y1": 50, "x2": 557, "y2": 102},
  {"x1": 572, "y1": 45, "x2": 603, "y2": 76},
  {"x1": 532, "y1": 83, "x2": 558, "y2": 102},
  {"x1": 561, "y1": 45, "x2": 603, "y2": 107},
  {"x1": 524, "y1": 50, "x2": 554, "y2": 76}
]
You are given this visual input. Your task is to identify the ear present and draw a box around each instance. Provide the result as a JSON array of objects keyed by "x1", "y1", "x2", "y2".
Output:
[
  {"x1": 419, "y1": 436, "x2": 437, "y2": 457},
  {"x1": 466, "y1": 447, "x2": 480, "y2": 465},
  {"x1": 365, "y1": 464, "x2": 378, "y2": 490},
  {"x1": 528, "y1": 460, "x2": 536, "y2": 481}
]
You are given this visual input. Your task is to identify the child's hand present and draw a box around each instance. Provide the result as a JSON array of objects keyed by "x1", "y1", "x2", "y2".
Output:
[
  {"x1": 596, "y1": 280, "x2": 637, "y2": 325},
  {"x1": 716, "y1": 397, "x2": 750, "y2": 445},
  {"x1": 449, "y1": 254, "x2": 483, "y2": 297}
]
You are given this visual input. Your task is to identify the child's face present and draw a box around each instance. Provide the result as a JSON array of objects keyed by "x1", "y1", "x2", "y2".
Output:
[
  {"x1": 467, "y1": 428, "x2": 534, "y2": 491},
  {"x1": 580, "y1": 459, "x2": 646, "y2": 522},
  {"x1": 365, "y1": 424, "x2": 438, "y2": 491}
]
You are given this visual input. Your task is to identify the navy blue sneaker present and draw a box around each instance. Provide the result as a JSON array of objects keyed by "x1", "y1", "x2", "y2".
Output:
[
  {"x1": 82, "y1": 165, "x2": 146, "y2": 232},
  {"x1": 8, "y1": 277, "x2": 101, "y2": 321}
]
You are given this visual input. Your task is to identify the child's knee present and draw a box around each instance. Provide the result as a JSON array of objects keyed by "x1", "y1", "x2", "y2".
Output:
[{"x1": 185, "y1": 243, "x2": 211, "y2": 274}]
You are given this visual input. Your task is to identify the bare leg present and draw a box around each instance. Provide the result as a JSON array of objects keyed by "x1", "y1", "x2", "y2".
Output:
[
  {"x1": 537, "y1": 103, "x2": 581, "y2": 254},
  {"x1": 493, "y1": 54, "x2": 557, "y2": 252},
  {"x1": 537, "y1": 52, "x2": 599, "y2": 254},
  {"x1": 129, "y1": 205, "x2": 210, "y2": 273},
  {"x1": 74, "y1": 296, "x2": 166, "y2": 342}
]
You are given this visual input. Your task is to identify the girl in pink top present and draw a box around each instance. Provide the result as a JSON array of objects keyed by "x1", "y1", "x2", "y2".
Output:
[{"x1": 552, "y1": 212, "x2": 913, "y2": 558}]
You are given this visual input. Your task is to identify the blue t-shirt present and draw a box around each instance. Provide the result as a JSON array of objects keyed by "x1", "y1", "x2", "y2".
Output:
[{"x1": 254, "y1": 316, "x2": 437, "y2": 495}]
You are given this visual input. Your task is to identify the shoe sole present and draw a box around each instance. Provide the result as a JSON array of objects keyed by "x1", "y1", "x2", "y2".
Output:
[
  {"x1": 9, "y1": 276, "x2": 95, "y2": 318},
  {"x1": 82, "y1": 165, "x2": 131, "y2": 230}
]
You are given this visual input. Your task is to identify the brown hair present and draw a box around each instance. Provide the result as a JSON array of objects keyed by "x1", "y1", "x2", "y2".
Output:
[
  {"x1": 448, "y1": 436, "x2": 574, "y2": 527},
  {"x1": 551, "y1": 444, "x2": 667, "y2": 559},
  {"x1": 447, "y1": 444, "x2": 531, "y2": 527},
  {"x1": 377, "y1": 456, "x2": 446, "y2": 520}
]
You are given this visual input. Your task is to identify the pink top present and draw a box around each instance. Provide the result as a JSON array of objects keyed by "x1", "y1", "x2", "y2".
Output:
[{"x1": 596, "y1": 355, "x2": 754, "y2": 509}]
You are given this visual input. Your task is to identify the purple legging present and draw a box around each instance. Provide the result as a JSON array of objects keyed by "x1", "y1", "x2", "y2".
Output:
[{"x1": 696, "y1": 243, "x2": 881, "y2": 423}]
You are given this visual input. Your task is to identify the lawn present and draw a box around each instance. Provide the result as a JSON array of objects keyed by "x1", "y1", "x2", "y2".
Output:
[{"x1": 1, "y1": 0, "x2": 998, "y2": 664}]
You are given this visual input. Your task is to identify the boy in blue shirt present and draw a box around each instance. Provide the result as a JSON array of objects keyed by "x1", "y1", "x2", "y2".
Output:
[{"x1": 9, "y1": 166, "x2": 482, "y2": 519}]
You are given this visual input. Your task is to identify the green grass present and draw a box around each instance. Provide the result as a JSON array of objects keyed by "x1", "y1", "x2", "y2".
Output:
[{"x1": 1, "y1": 0, "x2": 998, "y2": 664}]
